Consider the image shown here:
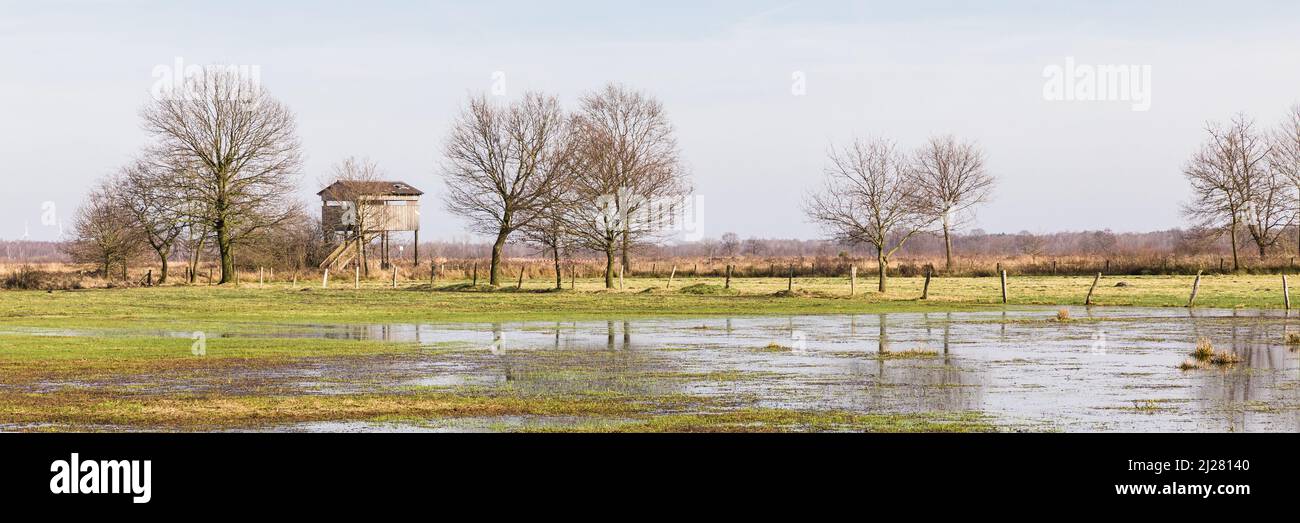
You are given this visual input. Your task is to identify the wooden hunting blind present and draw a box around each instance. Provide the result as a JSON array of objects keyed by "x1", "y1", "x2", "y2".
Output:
[{"x1": 317, "y1": 180, "x2": 423, "y2": 270}]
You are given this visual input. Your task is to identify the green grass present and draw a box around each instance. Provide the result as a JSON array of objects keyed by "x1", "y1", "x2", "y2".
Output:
[{"x1": 0, "y1": 274, "x2": 1290, "y2": 330}]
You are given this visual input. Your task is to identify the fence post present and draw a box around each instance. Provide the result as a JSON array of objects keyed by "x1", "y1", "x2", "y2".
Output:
[
  {"x1": 1187, "y1": 270, "x2": 1202, "y2": 308},
  {"x1": 472, "y1": 262, "x2": 478, "y2": 286},
  {"x1": 354, "y1": 266, "x2": 360, "y2": 289},
  {"x1": 921, "y1": 267, "x2": 932, "y2": 300},
  {"x1": 849, "y1": 265, "x2": 856, "y2": 296},
  {"x1": 1284, "y1": 274, "x2": 1291, "y2": 310},
  {"x1": 725, "y1": 264, "x2": 732, "y2": 289},
  {"x1": 207, "y1": 268, "x2": 213, "y2": 286},
  {"x1": 393, "y1": 266, "x2": 398, "y2": 288},
  {"x1": 787, "y1": 264, "x2": 794, "y2": 291},
  {"x1": 517, "y1": 266, "x2": 525, "y2": 290},
  {"x1": 146, "y1": 270, "x2": 152, "y2": 287},
  {"x1": 666, "y1": 265, "x2": 677, "y2": 289},
  {"x1": 1000, "y1": 270, "x2": 1008, "y2": 304},
  {"x1": 1085, "y1": 272, "x2": 1101, "y2": 305},
  {"x1": 259, "y1": 267, "x2": 264, "y2": 287},
  {"x1": 322, "y1": 268, "x2": 329, "y2": 289}
]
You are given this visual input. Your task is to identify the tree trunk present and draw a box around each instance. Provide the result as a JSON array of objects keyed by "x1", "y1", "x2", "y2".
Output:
[
  {"x1": 489, "y1": 228, "x2": 509, "y2": 286},
  {"x1": 621, "y1": 232, "x2": 631, "y2": 275},
  {"x1": 552, "y1": 247, "x2": 562, "y2": 290},
  {"x1": 157, "y1": 248, "x2": 170, "y2": 285},
  {"x1": 877, "y1": 248, "x2": 888, "y2": 293},
  {"x1": 942, "y1": 215, "x2": 954, "y2": 271},
  {"x1": 604, "y1": 246, "x2": 616, "y2": 289},
  {"x1": 1229, "y1": 218, "x2": 1240, "y2": 272},
  {"x1": 217, "y1": 224, "x2": 235, "y2": 284},
  {"x1": 187, "y1": 235, "x2": 205, "y2": 284}
]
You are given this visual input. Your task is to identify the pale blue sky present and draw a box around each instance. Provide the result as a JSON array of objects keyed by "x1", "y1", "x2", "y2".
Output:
[{"x1": 3, "y1": 0, "x2": 1300, "y2": 242}]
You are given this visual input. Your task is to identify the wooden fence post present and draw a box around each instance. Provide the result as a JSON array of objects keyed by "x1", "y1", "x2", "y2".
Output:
[
  {"x1": 725, "y1": 264, "x2": 733, "y2": 289},
  {"x1": 146, "y1": 270, "x2": 152, "y2": 287},
  {"x1": 431, "y1": 261, "x2": 438, "y2": 285},
  {"x1": 207, "y1": 268, "x2": 213, "y2": 286},
  {"x1": 472, "y1": 262, "x2": 478, "y2": 286},
  {"x1": 1000, "y1": 270, "x2": 1008, "y2": 304},
  {"x1": 1085, "y1": 272, "x2": 1101, "y2": 305},
  {"x1": 1284, "y1": 274, "x2": 1291, "y2": 310},
  {"x1": 787, "y1": 264, "x2": 794, "y2": 291},
  {"x1": 354, "y1": 266, "x2": 360, "y2": 290},
  {"x1": 392, "y1": 266, "x2": 399, "y2": 288},
  {"x1": 517, "y1": 266, "x2": 525, "y2": 290},
  {"x1": 1187, "y1": 270, "x2": 1202, "y2": 308},
  {"x1": 666, "y1": 265, "x2": 677, "y2": 289},
  {"x1": 921, "y1": 267, "x2": 932, "y2": 300},
  {"x1": 322, "y1": 269, "x2": 329, "y2": 288},
  {"x1": 849, "y1": 265, "x2": 856, "y2": 296},
  {"x1": 259, "y1": 267, "x2": 264, "y2": 287}
]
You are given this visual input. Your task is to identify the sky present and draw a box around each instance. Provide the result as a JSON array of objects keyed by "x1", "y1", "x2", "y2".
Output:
[{"x1": 2, "y1": 0, "x2": 1300, "y2": 243}]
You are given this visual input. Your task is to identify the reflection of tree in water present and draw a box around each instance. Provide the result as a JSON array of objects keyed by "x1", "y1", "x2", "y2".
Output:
[
  {"x1": 833, "y1": 313, "x2": 980, "y2": 414},
  {"x1": 480, "y1": 321, "x2": 671, "y2": 398},
  {"x1": 1188, "y1": 310, "x2": 1300, "y2": 432}
]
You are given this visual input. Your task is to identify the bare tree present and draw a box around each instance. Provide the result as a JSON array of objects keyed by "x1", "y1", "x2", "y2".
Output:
[
  {"x1": 913, "y1": 135, "x2": 994, "y2": 271},
  {"x1": 1241, "y1": 162, "x2": 1294, "y2": 257},
  {"x1": 1015, "y1": 231, "x2": 1048, "y2": 262},
  {"x1": 442, "y1": 92, "x2": 574, "y2": 286},
  {"x1": 118, "y1": 155, "x2": 186, "y2": 284},
  {"x1": 719, "y1": 232, "x2": 740, "y2": 258},
  {"x1": 141, "y1": 68, "x2": 303, "y2": 284},
  {"x1": 1082, "y1": 229, "x2": 1119, "y2": 255},
  {"x1": 319, "y1": 156, "x2": 386, "y2": 276},
  {"x1": 576, "y1": 84, "x2": 689, "y2": 272},
  {"x1": 521, "y1": 211, "x2": 573, "y2": 290},
  {"x1": 804, "y1": 138, "x2": 933, "y2": 292},
  {"x1": 1271, "y1": 105, "x2": 1300, "y2": 255},
  {"x1": 65, "y1": 180, "x2": 145, "y2": 279},
  {"x1": 1183, "y1": 114, "x2": 1272, "y2": 270}
]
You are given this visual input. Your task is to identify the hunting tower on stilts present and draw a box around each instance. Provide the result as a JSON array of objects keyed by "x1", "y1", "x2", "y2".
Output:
[{"x1": 318, "y1": 180, "x2": 423, "y2": 272}]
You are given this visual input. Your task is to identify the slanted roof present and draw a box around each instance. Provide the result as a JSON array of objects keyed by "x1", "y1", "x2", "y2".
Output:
[{"x1": 318, "y1": 180, "x2": 424, "y2": 200}]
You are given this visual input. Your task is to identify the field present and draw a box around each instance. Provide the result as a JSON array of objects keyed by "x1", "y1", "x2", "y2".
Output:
[{"x1": 1, "y1": 273, "x2": 1296, "y2": 432}]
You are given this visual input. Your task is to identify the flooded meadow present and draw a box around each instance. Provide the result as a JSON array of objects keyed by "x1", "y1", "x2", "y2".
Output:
[{"x1": 5, "y1": 306, "x2": 1298, "y2": 432}]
